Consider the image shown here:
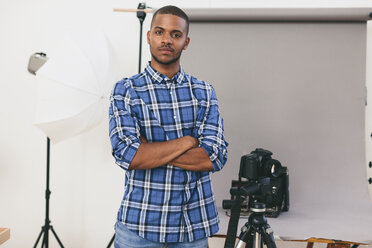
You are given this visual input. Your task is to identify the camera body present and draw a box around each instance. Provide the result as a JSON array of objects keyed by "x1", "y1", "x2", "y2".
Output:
[{"x1": 225, "y1": 148, "x2": 289, "y2": 217}]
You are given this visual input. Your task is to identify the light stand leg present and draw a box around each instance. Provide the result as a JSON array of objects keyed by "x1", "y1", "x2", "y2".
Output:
[
  {"x1": 43, "y1": 226, "x2": 48, "y2": 248},
  {"x1": 42, "y1": 231, "x2": 47, "y2": 248},
  {"x1": 34, "y1": 228, "x2": 44, "y2": 247},
  {"x1": 107, "y1": 234, "x2": 115, "y2": 248},
  {"x1": 50, "y1": 226, "x2": 64, "y2": 247}
]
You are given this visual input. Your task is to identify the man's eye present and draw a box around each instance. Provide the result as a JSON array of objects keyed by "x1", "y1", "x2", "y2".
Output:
[
  {"x1": 173, "y1": 33, "x2": 181, "y2": 38},
  {"x1": 155, "y1": 30, "x2": 162, "y2": 35}
]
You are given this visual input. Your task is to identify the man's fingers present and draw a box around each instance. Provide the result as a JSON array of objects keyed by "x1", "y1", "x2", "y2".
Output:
[{"x1": 140, "y1": 135, "x2": 148, "y2": 143}]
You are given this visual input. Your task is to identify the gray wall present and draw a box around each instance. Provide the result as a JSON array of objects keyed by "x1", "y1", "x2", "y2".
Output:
[{"x1": 182, "y1": 22, "x2": 372, "y2": 242}]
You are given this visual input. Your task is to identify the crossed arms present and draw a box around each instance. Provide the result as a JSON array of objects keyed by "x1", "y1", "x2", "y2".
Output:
[
  {"x1": 129, "y1": 135, "x2": 213, "y2": 171},
  {"x1": 109, "y1": 81, "x2": 228, "y2": 173}
]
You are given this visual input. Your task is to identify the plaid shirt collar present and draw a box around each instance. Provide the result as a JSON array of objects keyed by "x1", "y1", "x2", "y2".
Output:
[{"x1": 145, "y1": 62, "x2": 187, "y2": 85}]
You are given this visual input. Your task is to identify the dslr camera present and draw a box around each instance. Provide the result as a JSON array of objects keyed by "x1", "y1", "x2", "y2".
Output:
[{"x1": 223, "y1": 148, "x2": 289, "y2": 217}]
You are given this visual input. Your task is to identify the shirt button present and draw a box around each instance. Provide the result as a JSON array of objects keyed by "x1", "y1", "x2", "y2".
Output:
[
  {"x1": 173, "y1": 115, "x2": 177, "y2": 119},
  {"x1": 170, "y1": 91, "x2": 173, "y2": 95}
]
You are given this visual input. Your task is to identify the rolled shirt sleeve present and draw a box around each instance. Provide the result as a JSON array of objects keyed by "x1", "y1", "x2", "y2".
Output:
[
  {"x1": 197, "y1": 85, "x2": 228, "y2": 173},
  {"x1": 109, "y1": 79, "x2": 141, "y2": 171}
]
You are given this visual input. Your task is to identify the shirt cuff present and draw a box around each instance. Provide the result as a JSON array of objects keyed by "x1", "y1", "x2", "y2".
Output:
[
  {"x1": 113, "y1": 139, "x2": 140, "y2": 171},
  {"x1": 199, "y1": 142, "x2": 227, "y2": 173}
]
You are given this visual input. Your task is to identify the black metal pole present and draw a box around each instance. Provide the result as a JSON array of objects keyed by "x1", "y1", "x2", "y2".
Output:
[
  {"x1": 137, "y1": 3, "x2": 146, "y2": 73},
  {"x1": 34, "y1": 137, "x2": 64, "y2": 248},
  {"x1": 138, "y1": 21, "x2": 144, "y2": 73},
  {"x1": 44, "y1": 137, "x2": 51, "y2": 248}
]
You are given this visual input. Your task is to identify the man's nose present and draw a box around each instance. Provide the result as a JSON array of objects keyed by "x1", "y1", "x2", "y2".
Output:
[{"x1": 161, "y1": 33, "x2": 172, "y2": 44}]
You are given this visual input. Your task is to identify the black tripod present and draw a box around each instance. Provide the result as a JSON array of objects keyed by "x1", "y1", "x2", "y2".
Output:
[
  {"x1": 34, "y1": 137, "x2": 64, "y2": 248},
  {"x1": 106, "y1": 3, "x2": 148, "y2": 247},
  {"x1": 235, "y1": 203, "x2": 276, "y2": 248}
]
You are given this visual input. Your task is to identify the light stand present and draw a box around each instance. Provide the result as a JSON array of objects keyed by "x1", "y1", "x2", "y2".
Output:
[
  {"x1": 28, "y1": 53, "x2": 65, "y2": 248},
  {"x1": 33, "y1": 137, "x2": 64, "y2": 248},
  {"x1": 106, "y1": 3, "x2": 148, "y2": 247}
]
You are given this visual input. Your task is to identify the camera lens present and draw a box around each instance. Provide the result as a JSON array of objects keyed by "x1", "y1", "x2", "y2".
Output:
[
  {"x1": 271, "y1": 164, "x2": 276, "y2": 175},
  {"x1": 265, "y1": 159, "x2": 283, "y2": 178}
]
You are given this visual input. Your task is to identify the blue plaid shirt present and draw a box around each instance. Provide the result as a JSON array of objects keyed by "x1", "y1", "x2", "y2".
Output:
[{"x1": 109, "y1": 63, "x2": 228, "y2": 243}]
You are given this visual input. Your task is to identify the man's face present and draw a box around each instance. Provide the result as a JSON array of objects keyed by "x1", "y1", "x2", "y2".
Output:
[{"x1": 147, "y1": 14, "x2": 190, "y2": 66}]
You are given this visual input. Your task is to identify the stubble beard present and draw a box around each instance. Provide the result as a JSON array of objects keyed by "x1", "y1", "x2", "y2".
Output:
[{"x1": 150, "y1": 46, "x2": 183, "y2": 66}]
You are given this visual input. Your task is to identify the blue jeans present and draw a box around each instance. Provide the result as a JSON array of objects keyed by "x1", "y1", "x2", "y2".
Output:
[{"x1": 114, "y1": 221, "x2": 208, "y2": 248}]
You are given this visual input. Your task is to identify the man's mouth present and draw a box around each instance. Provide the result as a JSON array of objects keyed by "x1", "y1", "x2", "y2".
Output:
[{"x1": 159, "y1": 48, "x2": 174, "y2": 54}]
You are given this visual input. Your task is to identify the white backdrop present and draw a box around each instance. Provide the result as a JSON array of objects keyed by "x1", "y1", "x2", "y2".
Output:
[
  {"x1": 1, "y1": 0, "x2": 372, "y2": 247},
  {"x1": 182, "y1": 20, "x2": 372, "y2": 242}
]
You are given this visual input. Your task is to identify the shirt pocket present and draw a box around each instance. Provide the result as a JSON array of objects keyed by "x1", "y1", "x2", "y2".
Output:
[
  {"x1": 136, "y1": 99, "x2": 168, "y2": 142},
  {"x1": 181, "y1": 99, "x2": 199, "y2": 137}
]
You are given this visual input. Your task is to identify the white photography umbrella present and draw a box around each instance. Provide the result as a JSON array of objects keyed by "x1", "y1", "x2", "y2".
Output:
[{"x1": 34, "y1": 29, "x2": 118, "y2": 143}]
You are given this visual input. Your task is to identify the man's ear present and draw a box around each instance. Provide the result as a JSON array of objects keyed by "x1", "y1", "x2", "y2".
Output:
[
  {"x1": 183, "y1": 37, "x2": 190, "y2": 50},
  {"x1": 147, "y1": 30, "x2": 150, "y2": 44}
]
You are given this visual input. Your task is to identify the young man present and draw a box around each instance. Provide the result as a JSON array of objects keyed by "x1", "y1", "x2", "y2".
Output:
[{"x1": 109, "y1": 5, "x2": 228, "y2": 248}]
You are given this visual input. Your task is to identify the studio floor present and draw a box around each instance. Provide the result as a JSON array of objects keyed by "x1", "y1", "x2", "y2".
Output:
[{"x1": 207, "y1": 238, "x2": 372, "y2": 248}]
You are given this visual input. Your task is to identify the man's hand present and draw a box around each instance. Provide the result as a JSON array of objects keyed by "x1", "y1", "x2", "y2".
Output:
[
  {"x1": 169, "y1": 147, "x2": 213, "y2": 171},
  {"x1": 140, "y1": 135, "x2": 148, "y2": 143},
  {"x1": 188, "y1": 136, "x2": 199, "y2": 149}
]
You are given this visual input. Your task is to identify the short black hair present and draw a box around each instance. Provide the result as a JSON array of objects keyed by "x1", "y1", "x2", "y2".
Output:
[{"x1": 151, "y1": 5, "x2": 189, "y2": 35}]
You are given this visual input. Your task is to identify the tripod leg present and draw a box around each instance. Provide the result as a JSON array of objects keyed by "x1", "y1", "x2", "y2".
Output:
[
  {"x1": 50, "y1": 226, "x2": 64, "y2": 248},
  {"x1": 34, "y1": 228, "x2": 44, "y2": 248},
  {"x1": 261, "y1": 236, "x2": 264, "y2": 248},
  {"x1": 254, "y1": 233, "x2": 261, "y2": 248},
  {"x1": 236, "y1": 225, "x2": 254, "y2": 248},
  {"x1": 260, "y1": 225, "x2": 276, "y2": 248}
]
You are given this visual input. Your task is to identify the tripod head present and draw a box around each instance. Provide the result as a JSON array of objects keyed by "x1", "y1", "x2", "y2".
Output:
[
  {"x1": 223, "y1": 179, "x2": 273, "y2": 248},
  {"x1": 236, "y1": 203, "x2": 277, "y2": 248},
  {"x1": 222, "y1": 177, "x2": 271, "y2": 212}
]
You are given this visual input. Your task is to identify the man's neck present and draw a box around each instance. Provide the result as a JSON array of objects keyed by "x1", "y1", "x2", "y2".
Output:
[{"x1": 150, "y1": 59, "x2": 180, "y2": 80}]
